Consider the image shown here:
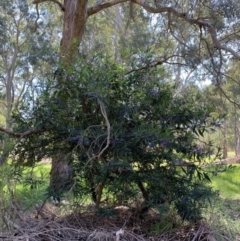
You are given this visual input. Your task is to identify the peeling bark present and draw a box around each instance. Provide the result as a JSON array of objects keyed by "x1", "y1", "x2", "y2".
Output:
[{"x1": 61, "y1": 0, "x2": 88, "y2": 61}]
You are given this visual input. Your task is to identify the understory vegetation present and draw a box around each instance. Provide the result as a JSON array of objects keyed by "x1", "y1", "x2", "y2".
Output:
[
  {"x1": 0, "y1": 159, "x2": 240, "y2": 240},
  {"x1": 1, "y1": 0, "x2": 240, "y2": 239},
  {"x1": 11, "y1": 56, "x2": 222, "y2": 221},
  {"x1": 1, "y1": 57, "x2": 239, "y2": 240}
]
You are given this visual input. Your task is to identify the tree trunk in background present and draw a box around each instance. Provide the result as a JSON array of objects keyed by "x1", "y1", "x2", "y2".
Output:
[
  {"x1": 235, "y1": 136, "x2": 240, "y2": 156},
  {"x1": 114, "y1": 5, "x2": 123, "y2": 62},
  {"x1": 4, "y1": 58, "x2": 16, "y2": 131},
  {"x1": 219, "y1": 91, "x2": 228, "y2": 159},
  {"x1": 234, "y1": 104, "x2": 240, "y2": 156},
  {"x1": 222, "y1": 121, "x2": 228, "y2": 159},
  {"x1": 50, "y1": 155, "x2": 73, "y2": 195}
]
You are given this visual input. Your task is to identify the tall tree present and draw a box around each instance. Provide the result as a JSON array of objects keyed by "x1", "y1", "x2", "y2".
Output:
[
  {"x1": 0, "y1": 0, "x2": 57, "y2": 130},
  {"x1": 33, "y1": 0, "x2": 240, "y2": 63},
  {"x1": 2, "y1": 0, "x2": 240, "y2": 195}
]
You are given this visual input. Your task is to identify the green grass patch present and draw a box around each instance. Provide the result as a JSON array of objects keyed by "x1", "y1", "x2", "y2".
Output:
[
  {"x1": 227, "y1": 151, "x2": 236, "y2": 158},
  {"x1": 15, "y1": 162, "x2": 51, "y2": 209},
  {"x1": 203, "y1": 151, "x2": 236, "y2": 164},
  {"x1": 210, "y1": 164, "x2": 240, "y2": 199},
  {"x1": 204, "y1": 163, "x2": 240, "y2": 239},
  {"x1": 0, "y1": 114, "x2": 5, "y2": 125},
  {"x1": 205, "y1": 197, "x2": 240, "y2": 240},
  {"x1": 21, "y1": 162, "x2": 51, "y2": 178}
]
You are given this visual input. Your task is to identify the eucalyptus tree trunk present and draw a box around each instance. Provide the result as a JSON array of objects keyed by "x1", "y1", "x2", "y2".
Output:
[
  {"x1": 3, "y1": 52, "x2": 17, "y2": 131},
  {"x1": 49, "y1": 0, "x2": 89, "y2": 194},
  {"x1": 222, "y1": 121, "x2": 228, "y2": 159},
  {"x1": 61, "y1": 0, "x2": 88, "y2": 61},
  {"x1": 114, "y1": 5, "x2": 123, "y2": 62},
  {"x1": 234, "y1": 105, "x2": 240, "y2": 156}
]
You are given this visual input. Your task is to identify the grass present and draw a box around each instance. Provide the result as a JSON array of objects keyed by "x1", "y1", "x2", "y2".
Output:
[
  {"x1": 14, "y1": 162, "x2": 51, "y2": 209},
  {"x1": 1, "y1": 154, "x2": 240, "y2": 237},
  {"x1": 0, "y1": 114, "x2": 5, "y2": 125},
  {"x1": 10, "y1": 156, "x2": 240, "y2": 206},
  {"x1": 23, "y1": 161, "x2": 50, "y2": 175},
  {"x1": 210, "y1": 164, "x2": 240, "y2": 199},
  {"x1": 205, "y1": 197, "x2": 240, "y2": 240},
  {"x1": 227, "y1": 151, "x2": 236, "y2": 157},
  {"x1": 204, "y1": 163, "x2": 240, "y2": 239}
]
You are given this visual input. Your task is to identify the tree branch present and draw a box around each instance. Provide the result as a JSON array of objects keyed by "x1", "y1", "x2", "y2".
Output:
[
  {"x1": 216, "y1": 86, "x2": 240, "y2": 108},
  {"x1": 87, "y1": 0, "x2": 128, "y2": 16},
  {"x1": 130, "y1": 1, "x2": 240, "y2": 60},
  {"x1": 88, "y1": 0, "x2": 240, "y2": 60},
  {"x1": 125, "y1": 54, "x2": 182, "y2": 75},
  {"x1": 32, "y1": 0, "x2": 65, "y2": 11},
  {"x1": 0, "y1": 101, "x2": 7, "y2": 108},
  {"x1": 0, "y1": 127, "x2": 49, "y2": 139}
]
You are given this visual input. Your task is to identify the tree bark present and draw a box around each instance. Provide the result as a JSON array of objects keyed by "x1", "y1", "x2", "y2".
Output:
[
  {"x1": 61, "y1": 0, "x2": 88, "y2": 62},
  {"x1": 222, "y1": 121, "x2": 228, "y2": 159},
  {"x1": 234, "y1": 104, "x2": 240, "y2": 156},
  {"x1": 50, "y1": 154, "x2": 74, "y2": 196},
  {"x1": 50, "y1": 0, "x2": 89, "y2": 194}
]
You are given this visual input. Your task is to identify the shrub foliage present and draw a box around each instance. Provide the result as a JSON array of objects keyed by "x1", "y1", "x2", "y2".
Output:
[{"x1": 12, "y1": 56, "x2": 220, "y2": 221}]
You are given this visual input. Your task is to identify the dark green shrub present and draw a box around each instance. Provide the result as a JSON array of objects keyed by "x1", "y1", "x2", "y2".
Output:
[{"x1": 12, "y1": 55, "x2": 221, "y2": 221}]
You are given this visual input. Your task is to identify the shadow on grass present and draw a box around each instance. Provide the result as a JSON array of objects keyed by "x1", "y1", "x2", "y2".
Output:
[
  {"x1": 204, "y1": 197, "x2": 240, "y2": 240},
  {"x1": 206, "y1": 164, "x2": 240, "y2": 239}
]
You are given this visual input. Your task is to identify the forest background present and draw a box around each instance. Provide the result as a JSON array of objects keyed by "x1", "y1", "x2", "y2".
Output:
[{"x1": 0, "y1": 0, "x2": 240, "y2": 240}]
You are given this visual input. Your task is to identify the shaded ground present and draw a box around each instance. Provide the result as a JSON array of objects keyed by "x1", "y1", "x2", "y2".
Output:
[
  {"x1": 0, "y1": 203, "x2": 231, "y2": 241},
  {"x1": 1, "y1": 157, "x2": 240, "y2": 240},
  {"x1": 210, "y1": 156, "x2": 240, "y2": 240}
]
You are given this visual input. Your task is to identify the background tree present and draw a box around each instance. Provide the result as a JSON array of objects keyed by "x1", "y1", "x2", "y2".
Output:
[
  {"x1": 0, "y1": 0, "x2": 59, "y2": 131},
  {"x1": 225, "y1": 60, "x2": 240, "y2": 155},
  {"x1": 200, "y1": 54, "x2": 240, "y2": 158},
  {"x1": 33, "y1": 0, "x2": 240, "y2": 62},
  {"x1": 0, "y1": 0, "x2": 64, "y2": 163}
]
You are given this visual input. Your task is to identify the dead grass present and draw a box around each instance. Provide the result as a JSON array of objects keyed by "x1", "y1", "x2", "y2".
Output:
[
  {"x1": 0, "y1": 202, "x2": 234, "y2": 241},
  {"x1": 1, "y1": 156, "x2": 239, "y2": 241}
]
